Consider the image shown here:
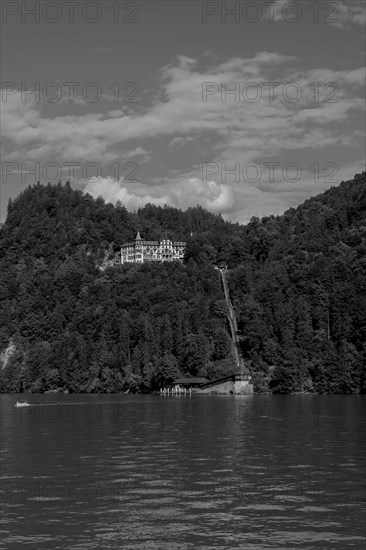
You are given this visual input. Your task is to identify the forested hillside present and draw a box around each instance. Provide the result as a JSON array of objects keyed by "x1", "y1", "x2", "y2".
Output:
[
  {"x1": 229, "y1": 171, "x2": 366, "y2": 393},
  {"x1": 0, "y1": 172, "x2": 365, "y2": 393},
  {"x1": 0, "y1": 182, "x2": 237, "y2": 393}
]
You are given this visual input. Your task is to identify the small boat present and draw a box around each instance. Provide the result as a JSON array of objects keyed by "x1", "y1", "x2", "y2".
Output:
[{"x1": 15, "y1": 401, "x2": 31, "y2": 408}]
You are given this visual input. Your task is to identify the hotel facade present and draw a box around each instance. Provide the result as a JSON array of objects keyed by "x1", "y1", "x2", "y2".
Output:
[{"x1": 121, "y1": 232, "x2": 186, "y2": 264}]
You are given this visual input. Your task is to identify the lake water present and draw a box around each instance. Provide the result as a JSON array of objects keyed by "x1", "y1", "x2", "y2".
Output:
[{"x1": 0, "y1": 394, "x2": 365, "y2": 549}]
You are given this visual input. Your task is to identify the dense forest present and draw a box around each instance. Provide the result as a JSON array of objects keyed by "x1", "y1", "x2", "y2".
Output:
[{"x1": 0, "y1": 172, "x2": 365, "y2": 393}]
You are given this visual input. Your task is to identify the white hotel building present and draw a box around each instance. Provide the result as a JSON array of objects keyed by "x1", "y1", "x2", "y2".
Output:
[{"x1": 121, "y1": 232, "x2": 186, "y2": 264}]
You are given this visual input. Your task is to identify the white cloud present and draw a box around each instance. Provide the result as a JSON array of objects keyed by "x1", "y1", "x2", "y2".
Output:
[
  {"x1": 170, "y1": 177, "x2": 235, "y2": 212},
  {"x1": 1, "y1": 52, "x2": 364, "y2": 222},
  {"x1": 330, "y1": 1, "x2": 366, "y2": 28},
  {"x1": 169, "y1": 136, "x2": 195, "y2": 147},
  {"x1": 84, "y1": 177, "x2": 170, "y2": 210},
  {"x1": 266, "y1": 0, "x2": 365, "y2": 28},
  {"x1": 2, "y1": 54, "x2": 363, "y2": 166},
  {"x1": 84, "y1": 176, "x2": 235, "y2": 213}
]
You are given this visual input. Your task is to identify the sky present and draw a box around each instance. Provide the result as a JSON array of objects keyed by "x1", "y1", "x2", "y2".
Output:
[{"x1": 1, "y1": 0, "x2": 365, "y2": 224}]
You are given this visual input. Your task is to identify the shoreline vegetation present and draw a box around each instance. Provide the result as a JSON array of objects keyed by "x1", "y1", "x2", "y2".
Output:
[{"x1": 0, "y1": 172, "x2": 365, "y2": 395}]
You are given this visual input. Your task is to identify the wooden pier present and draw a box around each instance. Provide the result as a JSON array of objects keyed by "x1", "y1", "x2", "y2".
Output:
[{"x1": 160, "y1": 386, "x2": 192, "y2": 395}]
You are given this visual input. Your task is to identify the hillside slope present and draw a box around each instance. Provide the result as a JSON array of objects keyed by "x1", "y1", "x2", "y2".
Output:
[
  {"x1": 0, "y1": 183, "x2": 236, "y2": 393},
  {"x1": 0, "y1": 173, "x2": 365, "y2": 393},
  {"x1": 229, "y1": 172, "x2": 366, "y2": 393}
]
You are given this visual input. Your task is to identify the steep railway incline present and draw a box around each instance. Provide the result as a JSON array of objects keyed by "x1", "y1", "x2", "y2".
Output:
[{"x1": 219, "y1": 268, "x2": 247, "y2": 374}]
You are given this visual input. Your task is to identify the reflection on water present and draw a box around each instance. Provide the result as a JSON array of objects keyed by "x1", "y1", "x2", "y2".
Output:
[{"x1": 0, "y1": 394, "x2": 365, "y2": 549}]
